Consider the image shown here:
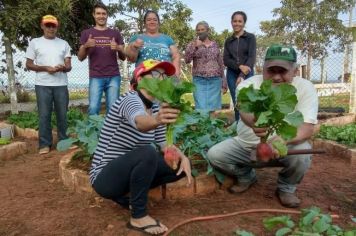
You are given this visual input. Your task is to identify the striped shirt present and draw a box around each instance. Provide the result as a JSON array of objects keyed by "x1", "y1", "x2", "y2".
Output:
[{"x1": 89, "y1": 91, "x2": 166, "y2": 184}]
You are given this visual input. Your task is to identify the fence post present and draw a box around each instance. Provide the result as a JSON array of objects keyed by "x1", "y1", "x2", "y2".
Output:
[
  {"x1": 350, "y1": 25, "x2": 356, "y2": 114},
  {"x1": 3, "y1": 36, "x2": 18, "y2": 114}
]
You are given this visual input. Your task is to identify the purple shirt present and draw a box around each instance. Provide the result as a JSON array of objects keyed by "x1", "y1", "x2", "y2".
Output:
[{"x1": 80, "y1": 27, "x2": 124, "y2": 78}]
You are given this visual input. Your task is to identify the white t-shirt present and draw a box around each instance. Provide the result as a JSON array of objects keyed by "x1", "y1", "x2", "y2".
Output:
[
  {"x1": 235, "y1": 75, "x2": 319, "y2": 148},
  {"x1": 25, "y1": 36, "x2": 71, "y2": 86}
]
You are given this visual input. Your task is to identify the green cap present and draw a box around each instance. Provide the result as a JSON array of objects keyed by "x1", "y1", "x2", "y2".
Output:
[{"x1": 265, "y1": 44, "x2": 297, "y2": 70}]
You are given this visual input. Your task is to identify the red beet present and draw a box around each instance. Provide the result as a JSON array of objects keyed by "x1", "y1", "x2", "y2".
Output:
[
  {"x1": 256, "y1": 143, "x2": 274, "y2": 162},
  {"x1": 164, "y1": 147, "x2": 180, "y2": 169}
]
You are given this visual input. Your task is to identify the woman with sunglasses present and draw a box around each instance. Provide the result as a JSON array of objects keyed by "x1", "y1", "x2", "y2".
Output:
[
  {"x1": 125, "y1": 10, "x2": 181, "y2": 77},
  {"x1": 89, "y1": 59, "x2": 192, "y2": 235},
  {"x1": 184, "y1": 21, "x2": 227, "y2": 112}
]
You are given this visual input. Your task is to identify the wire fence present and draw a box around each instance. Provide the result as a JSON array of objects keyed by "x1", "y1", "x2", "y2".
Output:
[{"x1": 0, "y1": 37, "x2": 354, "y2": 114}]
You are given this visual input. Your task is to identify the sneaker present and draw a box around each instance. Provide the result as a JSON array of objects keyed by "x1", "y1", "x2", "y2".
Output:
[
  {"x1": 39, "y1": 147, "x2": 50, "y2": 155},
  {"x1": 276, "y1": 189, "x2": 301, "y2": 208},
  {"x1": 228, "y1": 178, "x2": 257, "y2": 194}
]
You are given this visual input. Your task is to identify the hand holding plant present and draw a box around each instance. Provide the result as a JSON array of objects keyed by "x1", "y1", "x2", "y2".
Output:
[
  {"x1": 137, "y1": 77, "x2": 195, "y2": 170},
  {"x1": 237, "y1": 80, "x2": 304, "y2": 162}
]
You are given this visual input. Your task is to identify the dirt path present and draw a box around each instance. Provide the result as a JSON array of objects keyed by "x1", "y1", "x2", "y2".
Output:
[{"x1": 0, "y1": 149, "x2": 355, "y2": 236}]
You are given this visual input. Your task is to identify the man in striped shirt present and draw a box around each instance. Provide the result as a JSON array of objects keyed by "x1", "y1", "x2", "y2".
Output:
[{"x1": 90, "y1": 59, "x2": 192, "y2": 235}]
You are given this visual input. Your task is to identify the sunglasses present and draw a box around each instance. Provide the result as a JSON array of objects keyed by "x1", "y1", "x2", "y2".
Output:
[
  {"x1": 142, "y1": 70, "x2": 167, "y2": 79},
  {"x1": 44, "y1": 24, "x2": 57, "y2": 28}
]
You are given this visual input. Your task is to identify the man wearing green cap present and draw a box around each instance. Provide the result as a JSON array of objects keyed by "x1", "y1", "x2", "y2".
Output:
[{"x1": 207, "y1": 44, "x2": 318, "y2": 208}]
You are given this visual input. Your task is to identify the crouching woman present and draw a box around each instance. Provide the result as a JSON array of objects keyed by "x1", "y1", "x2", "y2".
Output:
[{"x1": 89, "y1": 59, "x2": 192, "y2": 235}]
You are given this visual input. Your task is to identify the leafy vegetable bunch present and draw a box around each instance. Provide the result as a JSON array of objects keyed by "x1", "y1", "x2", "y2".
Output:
[
  {"x1": 138, "y1": 77, "x2": 195, "y2": 169},
  {"x1": 237, "y1": 80, "x2": 304, "y2": 161}
]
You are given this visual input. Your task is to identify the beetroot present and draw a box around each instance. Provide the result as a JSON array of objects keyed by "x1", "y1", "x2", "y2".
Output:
[
  {"x1": 164, "y1": 146, "x2": 180, "y2": 170},
  {"x1": 256, "y1": 142, "x2": 274, "y2": 162}
]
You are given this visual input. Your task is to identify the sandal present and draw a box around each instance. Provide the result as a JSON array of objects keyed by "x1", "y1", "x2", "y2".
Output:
[{"x1": 126, "y1": 219, "x2": 166, "y2": 235}]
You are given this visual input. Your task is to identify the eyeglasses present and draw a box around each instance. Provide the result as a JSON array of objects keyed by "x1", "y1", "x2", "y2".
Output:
[{"x1": 142, "y1": 70, "x2": 167, "y2": 79}]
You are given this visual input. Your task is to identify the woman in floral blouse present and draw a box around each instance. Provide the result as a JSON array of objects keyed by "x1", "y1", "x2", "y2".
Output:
[{"x1": 184, "y1": 21, "x2": 227, "y2": 111}]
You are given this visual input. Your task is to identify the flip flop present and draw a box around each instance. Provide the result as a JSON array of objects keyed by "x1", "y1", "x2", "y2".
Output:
[{"x1": 126, "y1": 219, "x2": 166, "y2": 235}]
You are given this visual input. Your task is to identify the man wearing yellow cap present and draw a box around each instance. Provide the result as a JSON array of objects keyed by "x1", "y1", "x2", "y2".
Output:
[{"x1": 25, "y1": 15, "x2": 72, "y2": 155}]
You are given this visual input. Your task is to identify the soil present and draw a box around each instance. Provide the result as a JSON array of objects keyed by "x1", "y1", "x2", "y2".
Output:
[{"x1": 0, "y1": 147, "x2": 355, "y2": 236}]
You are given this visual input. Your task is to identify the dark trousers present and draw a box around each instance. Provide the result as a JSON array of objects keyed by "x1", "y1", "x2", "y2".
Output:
[
  {"x1": 226, "y1": 68, "x2": 254, "y2": 121},
  {"x1": 35, "y1": 85, "x2": 69, "y2": 149},
  {"x1": 92, "y1": 145, "x2": 185, "y2": 218}
]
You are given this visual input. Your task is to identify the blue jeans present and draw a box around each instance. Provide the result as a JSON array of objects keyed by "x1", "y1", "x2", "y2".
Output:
[
  {"x1": 193, "y1": 76, "x2": 222, "y2": 111},
  {"x1": 88, "y1": 76, "x2": 121, "y2": 115},
  {"x1": 35, "y1": 85, "x2": 69, "y2": 149},
  {"x1": 207, "y1": 138, "x2": 311, "y2": 193},
  {"x1": 226, "y1": 68, "x2": 254, "y2": 121}
]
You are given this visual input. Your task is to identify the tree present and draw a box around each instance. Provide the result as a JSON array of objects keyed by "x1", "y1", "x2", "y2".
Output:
[
  {"x1": 109, "y1": 0, "x2": 176, "y2": 33},
  {"x1": 0, "y1": 0, "x2": 95, "y2": 114},
  {"x1": 255, "y1": 34, "x2": 284, "y2": 74},
  {"x1": 260, "y1": 0, "x2": 354, "y2": 80},
  {"x1": 160, "y1": 1, "x2": 194, "y2": 51}
]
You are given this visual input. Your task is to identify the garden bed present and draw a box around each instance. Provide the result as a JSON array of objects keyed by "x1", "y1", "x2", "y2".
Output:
[{"x1": 58, "y1": 150, "x2": 231, "y2": 201}]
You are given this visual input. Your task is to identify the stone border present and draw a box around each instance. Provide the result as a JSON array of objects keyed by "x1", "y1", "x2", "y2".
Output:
[
  {"x1": 14, "y1": 125, "x2": 58, "y2": 143},
  {"x1": 59, "y1": 151, "x2": 228, "y2": 200},
  {"x1": 313, "y1": 139, "x2": 356, "y2": 164},
  {"x1": 0, "y1": 141, "x2": 28, "y2": 161}
]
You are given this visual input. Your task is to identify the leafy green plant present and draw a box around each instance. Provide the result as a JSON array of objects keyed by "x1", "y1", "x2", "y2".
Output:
[
  {"x1": 235, "y1": 207, "x2": 356, "y2": 236},
  {"x1": 56, "y1": 115, "x2": 104, "y2": 161},
  {"x1": 317, "y1": 124, "x2": 356, "y2": 147},
  {"x1": 173, "y1": 111, "x2": 236, "y2": 180},
  {"x1": 0, "y1": 137, "x2": 11, "y2": 145},
  {"x1": 237, "y1": 80, "x2": 304, "y2": 161},
  {"x1": 138, "y1": 77, "x2": 195, "y2": 169},
  {"x1": 7, "y1": 111, "x2": 40, "y2": 130},
  {"x1": 6, "y1": 108, "x2": 86, "y2": 130}
]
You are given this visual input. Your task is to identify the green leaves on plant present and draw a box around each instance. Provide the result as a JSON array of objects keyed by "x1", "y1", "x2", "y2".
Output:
[
  {"x1": 263, "y1": 215, "x2": 295, "y2": 231},
  {"x1": 173, "y1": 111, "x2": 236, "y2": 178},
  {"x1": 317, "y1": 124, "x2": 356, "y2": 147},
  {"x1": 237, "y1": 79, "x2": 303, "y2": 145},
  {"x1": 138, "y1": 77, "x2": 195, "y2": 111},
  {"x1": 138, "y1": 77, "x2": 195, "y2": 146},
  {"x1": 57, "y1": 115, "x2": 104, "y2": 161},
  {"x1": 6, "y1": 108, "x2": 86, "y2": 130},
  {"x1": 255, "y1": 207, "x2": 355, "y2": 235},
  {"x1": 271, "y1": 140, "x2": 288, "y2": 157}
]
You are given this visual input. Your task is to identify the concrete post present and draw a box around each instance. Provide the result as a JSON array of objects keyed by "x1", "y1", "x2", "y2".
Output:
[{"x1": 350, "y1": 25, "x2": 356, "y2": 114}]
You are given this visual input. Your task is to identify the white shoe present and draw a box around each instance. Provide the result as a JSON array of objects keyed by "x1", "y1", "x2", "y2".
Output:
[{"x1": 39, "y1": 147, "x2": 50, "y2": 154}]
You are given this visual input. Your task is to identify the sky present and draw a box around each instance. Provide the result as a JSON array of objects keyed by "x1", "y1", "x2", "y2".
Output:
[
  {"x1": 103, "y1": 0, "x2": 282, "y2": 34},
  {"x1": 180, "y1": 0, "x2": 282, "y2": 34},
  {"x1": 104, "y1": 0, "x2": 355, "y2": 34}
]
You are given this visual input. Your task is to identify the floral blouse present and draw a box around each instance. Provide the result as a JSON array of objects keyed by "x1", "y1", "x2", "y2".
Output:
[{"x1": 184, "y1": 41, "x2": 226, "y2": 84}]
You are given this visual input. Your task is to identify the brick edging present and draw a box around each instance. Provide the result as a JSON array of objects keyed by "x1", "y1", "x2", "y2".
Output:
[
  {"x1": 58, "y1": 151, "x2": 228, "y2": 200},
  {"x1": 0, "y1": 141, "x2": 28, "y2": 161},
  {"x1": 312, "y1": 139, "x2": 356, "y2": 163}
]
